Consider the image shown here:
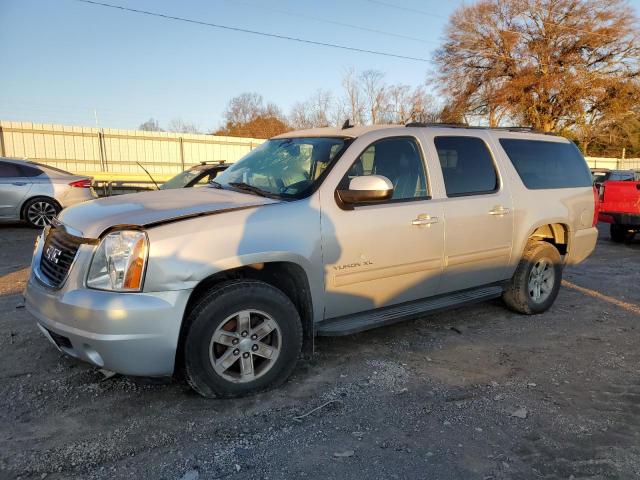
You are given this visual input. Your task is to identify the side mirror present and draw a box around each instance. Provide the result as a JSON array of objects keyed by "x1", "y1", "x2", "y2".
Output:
[{"x1": 337, "y1": 175, "x2": 393, "y2": 205}]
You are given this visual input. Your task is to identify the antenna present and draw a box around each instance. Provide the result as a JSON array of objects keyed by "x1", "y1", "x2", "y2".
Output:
[{"x1": 341, "y1": 119, "x2": 354, "y2": 129}]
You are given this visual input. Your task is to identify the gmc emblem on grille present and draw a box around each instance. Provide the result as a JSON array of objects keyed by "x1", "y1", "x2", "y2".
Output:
[{"x1": 45, "y1": 246, "x2": 62, "y2": 264}]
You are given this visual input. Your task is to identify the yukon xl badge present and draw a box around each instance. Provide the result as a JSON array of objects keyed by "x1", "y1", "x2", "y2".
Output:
[
  {"x1": 333, "y1": 259, "x2": 373, "y2": 271},
  {"x1": 45, "y1": 246, "x2": 62, "y2": 264}
]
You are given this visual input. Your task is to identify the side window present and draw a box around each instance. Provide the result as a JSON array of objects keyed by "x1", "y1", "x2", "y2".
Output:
[
  {"x1": 344, "y1": 137, "x2": 429, "y2": 201},
  {"x1": 434, "y1": 136, "x2": 498, "y2": 197},
  {"x1": 0, "y1": 162, "x2": 23, "y2": 178},
  {"x1": 19, "y1": 165, "x2": 43, "y2": 177},
  {"x1": 499, "y1": 139, "x2": 591, "y2": 189}
]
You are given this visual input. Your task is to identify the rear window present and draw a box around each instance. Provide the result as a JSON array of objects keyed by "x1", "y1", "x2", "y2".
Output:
[
  {"x1": 499, "y1": 139, "x2": 592, "y2": 189},
  {"x1": 28, "y1": 161, "x2": 72, "y2": 176}
]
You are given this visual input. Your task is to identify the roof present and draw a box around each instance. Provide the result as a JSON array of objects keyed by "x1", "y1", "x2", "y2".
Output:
[
  {"x1": 0, "y1": 156, "x2": 29, "y2": 164},
  {"x1": 272, "y1": 125, "x2": 401, "y2": 139},
  {"x1": 272, "y1": 123, "x2": 565, "y2": 141}
]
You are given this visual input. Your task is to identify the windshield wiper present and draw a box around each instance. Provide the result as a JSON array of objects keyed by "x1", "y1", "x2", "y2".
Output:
[
  {"x1": 209, "y1": 180, "x2": 223, "y2": 189},
  {"x1": 228, "y1": 182, "x2": 279, "y2": 199}
]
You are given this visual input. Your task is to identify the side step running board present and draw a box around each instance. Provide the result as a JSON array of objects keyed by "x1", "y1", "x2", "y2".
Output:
[{"x1": 316, "y1": 285, "x2": 503, "y2": 336}]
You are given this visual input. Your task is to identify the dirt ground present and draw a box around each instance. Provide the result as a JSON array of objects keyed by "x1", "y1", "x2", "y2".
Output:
[{"x1": 1, "y1": 222, "x2": 639, "y2": 480}]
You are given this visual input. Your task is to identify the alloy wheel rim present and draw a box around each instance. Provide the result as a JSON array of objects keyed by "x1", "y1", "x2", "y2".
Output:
[
  {"x1": 209, "y1": 309, "x2": 281, "y2": 383},
  {"x1": 528, "y1": 258, "x2": 555, "y2": 303},
  {"x1": 27, "y1": 202, "x2": 57, "y2": 227}
]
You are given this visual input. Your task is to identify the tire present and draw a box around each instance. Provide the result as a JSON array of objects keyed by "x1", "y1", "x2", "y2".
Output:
[
  {"x1": 610, "y1": 224, "x2": 629, "y2": 243},
  {"x1": 502, "y1": 240, "x2": 562, "y2": 315},
  {"x1": 22, "y1": 197, "x2": 60, "y2": 228},
  {"x1": 183, "y1": 280, "x2": 303, "y2": 398}
]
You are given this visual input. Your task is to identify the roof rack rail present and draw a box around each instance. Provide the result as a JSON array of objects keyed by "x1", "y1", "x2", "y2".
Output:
[
  {"x1": 405, "y1": 122, "x2": 469, "y2": 128},
  {"x1": 405, "y1": 122, "x2": 558, "y2": 135},
  {"x1": 494, "y1": 126, "x2": 535, "y2": 132},
  {"x1": 199, "y1": 160, "x2": 227, "y2": 165}
]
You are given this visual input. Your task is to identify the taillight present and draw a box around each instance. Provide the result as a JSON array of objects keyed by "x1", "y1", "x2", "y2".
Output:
[
  {"x1": 69, "y1": 179, "x2": 91, "y2": 188},
  {"x1": 592, "y1": 186, "x2": 600, "y2": 227}
]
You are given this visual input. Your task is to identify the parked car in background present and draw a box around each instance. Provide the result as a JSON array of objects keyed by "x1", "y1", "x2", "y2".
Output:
[
  {"x1": 25, "y1": 124, "x2": 597, "y2": 398},
  {"x1": 0, "y1": 157, "x2": 96, "y2": 228},
  {"x1": 159, "y1": 161, "x2": 228, "y2": 190},
  {"x1": 598, "y1": 179, "x2": 640, "y2": 242}
]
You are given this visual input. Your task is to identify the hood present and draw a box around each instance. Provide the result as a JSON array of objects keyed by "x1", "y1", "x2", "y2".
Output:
[{"x1": 58, "y1": 187, "x2": 279, "y2": 238}]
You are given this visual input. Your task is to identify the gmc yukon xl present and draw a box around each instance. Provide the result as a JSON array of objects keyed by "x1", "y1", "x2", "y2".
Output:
[{"x1": 25, "y1": 124, "x2": 598, "y2": 398}]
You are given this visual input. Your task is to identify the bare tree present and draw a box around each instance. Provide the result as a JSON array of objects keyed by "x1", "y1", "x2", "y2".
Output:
[
  {"x1": 434, "y1": 0, "x2": 640, "y2": 136},
  {"x1": 138, "y1": 118, "x2": 163, "y2": 131},
  {"x1": 384, "y1": 84, "x2": 440, "y2": 124},
  {"x1": 289, "y1": 90, "x2": 335, "y2": 129},
  {"x1": 341, "y1": 67, "x2": 365, "y2": 125},
  {"x1": 223, "y1": 92, "x2": 266, "y2": 126},
  {"x1": 166, "y1": 118, "x2": 201, "y2": 134},
  {"x1": 360, "y1": 69, "x2": 388, "y2": 125}
]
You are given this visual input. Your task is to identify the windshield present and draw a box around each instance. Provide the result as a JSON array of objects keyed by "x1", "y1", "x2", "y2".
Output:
[
  {"x1": 214, "y1": 137, "x2": 350, "y2": 199},
  {"x1": 160, "y1": 167, "x2": 206, "y2": 189}
]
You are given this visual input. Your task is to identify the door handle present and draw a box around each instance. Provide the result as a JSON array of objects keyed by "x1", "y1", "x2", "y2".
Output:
[
  {"x1": 489, "y1": 206, "x2": 511, "y2": 216},
  {"x1": 412, "y1": 214, "x2": 438, "y2": 226},
  {"x1": 12, "y1": 182, "x2": 27, "y2": 186}
]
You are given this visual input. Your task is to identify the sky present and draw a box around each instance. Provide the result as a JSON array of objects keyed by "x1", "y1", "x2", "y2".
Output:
[{"x1": 0, "y1": 0, "x2": 638, "y2": 132}]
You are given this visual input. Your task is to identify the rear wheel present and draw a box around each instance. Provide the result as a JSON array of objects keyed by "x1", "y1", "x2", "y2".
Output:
[
  {"x1": 610, "y1": 224, "x2": 631, "y2": 243},
  {"x1": 183, "y1": 280, "x2": 303, "y2": 398},
  {"x1": 23, "y1": 197, "x2": 60, "y2": 228},
  {"x1": 503, "y1": 240, "x2": 562, "y2": 315}
]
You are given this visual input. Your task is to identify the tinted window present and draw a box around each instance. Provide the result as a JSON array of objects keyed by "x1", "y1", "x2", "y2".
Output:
[
  {"x1": 19, "y1": 164, "x2": 43, "y2": 177},
  {"x1": 345, "y1": 137, "x2": 428, "y2": 200},
  {"x1": 499, "y1": 139, "x2": 592, "y2": 189},
  {"x1": 434, "y1": 136, "x2": 498, "y2": 196},
  {"x1": 609, "y1": 171, "x2": 636, "y2": 182},
  {"x1": 29, "y1": 162, "x2": 72, "y2": 175},
  {"x1": 0, "y1": 161, "x2": 22, "y2": 178}
]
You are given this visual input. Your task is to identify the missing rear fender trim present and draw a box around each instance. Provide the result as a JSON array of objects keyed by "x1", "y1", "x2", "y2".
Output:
[{"x1": 530, "y1": 223, "x2": 568, "y2": 255}]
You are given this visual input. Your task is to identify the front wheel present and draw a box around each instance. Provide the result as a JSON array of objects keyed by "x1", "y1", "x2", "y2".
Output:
[
  {"x1": 502, "y1": 240, "x2": 562, "y2": 315},
  {"x1": 183, "y1": 280, "x2": 303, "y2": 398}
]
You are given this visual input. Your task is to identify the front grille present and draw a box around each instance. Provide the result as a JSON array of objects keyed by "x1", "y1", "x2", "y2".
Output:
[{"x1": 39, "y1": 226, "x2": 82, "y2": 288}]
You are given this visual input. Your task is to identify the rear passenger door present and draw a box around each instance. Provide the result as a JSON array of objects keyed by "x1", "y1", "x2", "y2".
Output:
[{"x1": 426, "y1": 133, "x2": 514, "y2": 293}]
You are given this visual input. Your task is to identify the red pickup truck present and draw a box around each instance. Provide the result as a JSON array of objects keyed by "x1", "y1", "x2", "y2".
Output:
[{"x1": 598, "y1": 180, "x2": 640, "y2": 242}]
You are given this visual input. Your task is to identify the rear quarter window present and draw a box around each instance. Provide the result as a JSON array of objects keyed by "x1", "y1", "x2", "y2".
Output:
[
  {"x1": 499, "y1": 139, "x2": 592, "y2": 189},
  {"x1": 19, "y1": 165, "x2": 43, "y2": 177}
]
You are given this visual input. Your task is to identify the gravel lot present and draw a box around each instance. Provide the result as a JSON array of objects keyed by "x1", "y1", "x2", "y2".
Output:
[{"x1": 1, "y1": 222, "x2": 639, "y2": 480}]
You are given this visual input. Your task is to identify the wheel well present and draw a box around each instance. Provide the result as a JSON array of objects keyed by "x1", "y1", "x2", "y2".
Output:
[
  {"x1": 529, "y1": 223, "x2": 569, "y2": 255},
  {"x1": 20, "y1": 196, "x2": 61, "y2": 220},
  {"x1": 175, "y1": 262, "x2": 314, "y2": 374}
]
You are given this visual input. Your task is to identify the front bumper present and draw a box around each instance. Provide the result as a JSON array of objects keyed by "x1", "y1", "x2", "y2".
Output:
[{"x1": 25, "y1": 274, "x2": 192, "y2": 376}]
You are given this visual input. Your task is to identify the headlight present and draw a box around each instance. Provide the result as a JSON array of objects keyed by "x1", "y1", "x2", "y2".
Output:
[{"x1": 87, "y1": 230, "x2": 148, "y2": 292}]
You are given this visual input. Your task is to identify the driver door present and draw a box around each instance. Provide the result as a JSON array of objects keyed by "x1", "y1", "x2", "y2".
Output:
[{"x1": 320, "y1": 136, "x2": 445, "y2": 319}]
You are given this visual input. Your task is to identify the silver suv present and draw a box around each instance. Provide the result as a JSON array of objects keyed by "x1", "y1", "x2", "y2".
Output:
[{"x1": 25, "y1": 124, "x2": 598, "y2": 398}]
